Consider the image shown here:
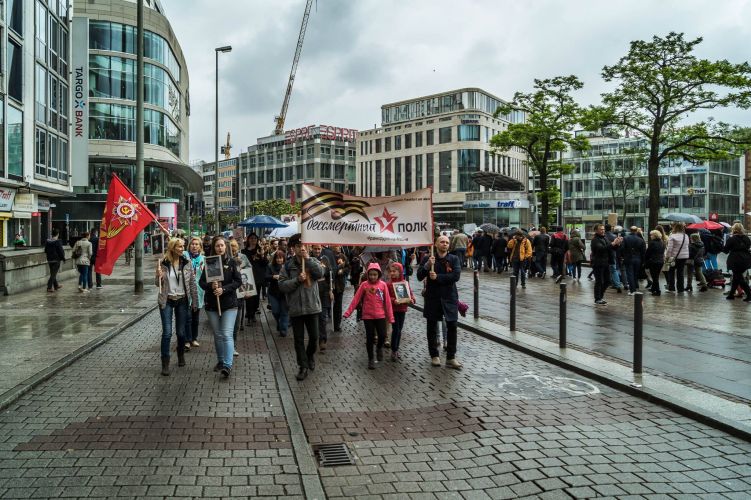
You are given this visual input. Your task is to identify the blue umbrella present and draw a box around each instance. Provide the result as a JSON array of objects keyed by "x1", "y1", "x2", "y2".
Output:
[{"x1": 237, "y1": 214, "x2": 289, "y2": 229}]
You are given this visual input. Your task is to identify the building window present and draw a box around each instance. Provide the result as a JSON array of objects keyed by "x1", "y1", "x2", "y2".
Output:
[
  {"x1": 8, "y1": 106, "x2": 23, "y2": 178},
  {"x1": 439, "y1": 126, "x2": 452, "y2": 144},
  {"x1": 415, "y1": 155, "x2": 423, "y2": 189},
  {"x1": 257, "y1": 170, "x2": 265, "y2": 183},
  {"x1": 395, "y1": 158, "x2": 402, "y2": 195},
  {"x1": 286, "y1": 149, "x2": 294, "y2": 161},
  {"x1": 405, "y1": 156, "x2": 412, "y2": 192},
  {"x1": 276, "y1": 168, "x2": 284, "y2": 182},
  {"x1": 415, "y1": 131, "x2": 422, "y2": 148},
  {"x1": 375, "y1": 138, "x2": 382, "y2": 153},
  {"x1": 8, "y1": 40, "x2": 24, "y2": 102},
  {"x1": 405, "y1": 133, "x2": 412, "y2": 149},
  {"x1": 426, "y1": 129, "x2": 434, "y2": 146},
  {"x1": 439, "y1": 151, "x2": 452, "y2": 193},
  {"x1": 48, "y1": 133, "x2": 58, "y2": 179},
  {"x1": 385, "y1": 159, "x2": 392, "y2": 196},
  {"x1": 35, "y1": 128, "x2": 47, "y2": 176},
  {"x1": 426, "y1": 153, "x2": 434, "y2": 188},
  {"x1": 0, "y1": 98, "x2": 5, "y2": 177},
  {"x1": 395, "y1": 135, "x2": 401, "y2": 150},
  {"x1": 375, "y1": 160, "x2": 382, "y2": 196},
  {"x1": 306, "y1": 145, "x2": 315, "y2": 157},
  {"x1": 7, "y1": 0, "x2": 24, "y2": 37},
  {"x1": 59, "y1": 138, "x2": 68, "y2": 181},
  {"x1": 457, "y1": 124, "x2": 480, "y2": 141},
  {"x1": 458, "y1": 149, "x2": 480, "y2": 191},
  {"x1": 334, "y1": 164, "x2": 344, "y2": 179},
  {"x1": 35, "y1": 64, "x2": 47, "y2": 123},
  {"x1": 305, "y1": 164, "x2": 314, "y2": 179},
  {"x1": 285, "y1": 166, "x2": 293, "y2": 180},
  {"x1": 321, "y1": 164, "x2": 331, "y2": 178},
  {"x1": 385, "y1": 136, "x2": 391, "y2": 152},
  {"x1": 295, "y1": 164, "x2": 302, "y2": 179}
]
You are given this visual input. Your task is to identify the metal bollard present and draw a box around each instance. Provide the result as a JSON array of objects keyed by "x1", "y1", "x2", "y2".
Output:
[
  {"x1": 473, "y1": 270, "x2": 479, "y2": 319},
  {"x1": 633, "y1": 292, "x2": 643, "y2": 374},
  {"x1": 559, "y1": 283, "x2": 567, "y2": 348},
  {"x1": 509, "y1": 275, "x2": 517, "y2": 332}
]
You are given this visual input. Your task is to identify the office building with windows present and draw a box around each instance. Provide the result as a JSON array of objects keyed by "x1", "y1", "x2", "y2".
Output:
[
  {"x1": 357, "y1": 88, "x2": 530, "y2": 229},
  {"x1": 54, "y1": 0, "x2": 201, "y2": 238},
  {"x1": 561, "y1": 131, "x2": 745, "y2": 233},
  {"x1": 0, "y1": 0, "x2": 73, "y2": 248},
  {"x1": 236, "y1": 125, "x2": 358, "y2": 216}
]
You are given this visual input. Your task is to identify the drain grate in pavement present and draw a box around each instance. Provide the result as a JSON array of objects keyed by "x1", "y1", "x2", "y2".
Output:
[{"x1": 312, "y1": 443, "x2": 355, "y2": 467}]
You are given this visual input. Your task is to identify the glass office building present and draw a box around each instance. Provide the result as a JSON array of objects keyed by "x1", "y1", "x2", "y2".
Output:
[{"x1": 54, "y1": 0, "x2": 200, "y2": 238}]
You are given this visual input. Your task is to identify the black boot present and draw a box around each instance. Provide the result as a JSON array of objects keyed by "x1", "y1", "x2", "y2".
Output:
[
  {"x1": 177, "y1": 351, "x2": 186, "y2": 367},
  {"x1": 161, "y1": 357, "x2": 170, "y2": 376}
]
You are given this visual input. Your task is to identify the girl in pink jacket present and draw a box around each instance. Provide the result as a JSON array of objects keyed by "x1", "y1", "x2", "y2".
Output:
[{"x1": 344, "y1": 262, "x2": 394, "y2": 369}]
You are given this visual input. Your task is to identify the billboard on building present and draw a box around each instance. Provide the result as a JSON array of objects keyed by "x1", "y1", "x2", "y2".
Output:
[{"x1": 71, "y1": 17, "x2": 90, "y2": 187}]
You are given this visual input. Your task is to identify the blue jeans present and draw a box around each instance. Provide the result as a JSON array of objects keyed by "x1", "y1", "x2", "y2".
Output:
[
  {"x1": 77, "y1": 265, "x2": 90, "y2": 289},
  {"x1": 268, "y1": 294, "x2": 289, "y2": 334},
  {"x1": 159, "y1": 298, "x2": 188, "y2": 359},
  {"x1": 609, "y1": 263, "x2": 623, "y2": 289},
  {"x1": 624, "y1": 258, "x2": 642, "y2": 293},
  {"x1": 391, "y1": 311, "x2": 406, "y2": 352},
  {"x1": 207, "y1": 309, "x2": 237, "y2": 369},
  {"x1": 512, "y1": 260, "x2": 526, "y2": 286},
  {"x1": 703, "y1": 253, "x2": 718, "y2": 271}
]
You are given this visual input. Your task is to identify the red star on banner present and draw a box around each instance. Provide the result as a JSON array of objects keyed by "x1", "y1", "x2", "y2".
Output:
[{"x1": 374, "y1": 207, "x2": 398, "y2": 234}]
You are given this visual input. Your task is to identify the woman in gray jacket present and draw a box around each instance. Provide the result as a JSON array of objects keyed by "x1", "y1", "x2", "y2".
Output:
[
  {"x1": 72, "y1": 232, "x2": 93, "y2": 293},
  {"x1": 665, "y1": 222, "x2": 690, "y2": 293}
]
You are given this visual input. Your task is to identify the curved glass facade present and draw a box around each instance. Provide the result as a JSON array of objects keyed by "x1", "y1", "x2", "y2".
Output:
[
  {"x1": 89, "y1": 103, "x2": 180, "y2": 157},
  {"x1": 89, "y1": 20, "x2": 181, "y2": 82},
  {"x1": 89, "y1": 55, "x2": 180, "y2": 120}
]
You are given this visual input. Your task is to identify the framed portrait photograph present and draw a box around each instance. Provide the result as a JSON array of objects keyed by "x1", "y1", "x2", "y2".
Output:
[
  {"x1": 150, "y1": 233, "x2": 165, "y2": 255},
  {"x1": 236, "y1": 267, "x2": 258, "y2": 298},
  {"x1": 392, "y1": 280, "x2": 412, "y2": 304},
  {"x1": 204, "y1": 255, "x2": 225, "y2": 283}
]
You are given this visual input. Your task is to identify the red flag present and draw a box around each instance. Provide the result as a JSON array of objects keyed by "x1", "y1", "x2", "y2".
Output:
[{"x1": 95, "y1": 175, "x2": 159, "y2": 275}]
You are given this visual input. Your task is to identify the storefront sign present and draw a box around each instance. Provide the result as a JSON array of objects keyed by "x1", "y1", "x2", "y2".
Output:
[
  {"x1": 685, "y1": 167, "x2": 707, "y2": 173},
  {"x1": 686, "y1": 188, "x2": 706, "y2": 195},
  {"x1": 284, "y1": 125, "x2": 358, "y2": 144},
  {"x1": 71, "y1": 17, "x2": 90, "y2": 187},
  {"x1": 14, "y1": 193, "x2": 38, "y2": 213},
  {"x1": 38, "y1": 199, "x2": 51, "y2": 211},
  {"x1": 462, "y1": 199, "x2": 530, "y2": 209},
  {"x1": 0, "y1": 187, "x2": 16, "y2": 212}
]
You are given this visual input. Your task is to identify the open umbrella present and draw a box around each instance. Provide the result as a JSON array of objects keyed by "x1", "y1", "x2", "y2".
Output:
[
  {"x1": 238, "y1": 214, "x2": 288, "y2": 229},
  {"x1": 687, "y1": 220, "x2": 724, "y2": 231},
  {"x1": 663, "y1": 213, "x2": 702, "y2": 224},
  {"x1": 479, "y1": 223, "x2": 501, "y2": 234},
  {"x1": 269, "y1": 221, "x2": 298, "y2": 238}
]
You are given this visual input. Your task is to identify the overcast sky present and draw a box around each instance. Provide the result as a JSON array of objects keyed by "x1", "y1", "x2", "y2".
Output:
[{"x1": 158, "y1": 0, "x2": 751, "y2": 163}]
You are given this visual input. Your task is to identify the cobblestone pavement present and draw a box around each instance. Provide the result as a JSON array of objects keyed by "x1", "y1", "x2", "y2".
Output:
[
  {"x1": 0, "y1": 287, "x2": 749, "y2": 499},
  {"x1": 406, "y1": 267, "x2": 751, "y2": 404}
]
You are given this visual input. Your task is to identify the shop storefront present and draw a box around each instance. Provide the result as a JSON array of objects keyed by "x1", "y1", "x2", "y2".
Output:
[
  {"x1": 462, "y1": 192, "x2": 532, "y2": 228},
  {"x1": 0, "y1": 187, "x2": 16, "y2": 248}
]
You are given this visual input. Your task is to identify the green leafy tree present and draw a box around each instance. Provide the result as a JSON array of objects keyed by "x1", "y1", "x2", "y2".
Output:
[
  {"x1": 249, "y1": 199, "x2": 301, "y2": 219},
  {"x1": 491, "y1": 75, "x2": 589, "y2": 226},
  {"x1": 595, "y1": 152, "x2": 646, "y2": 225},
  {"x1": 583, "y1": 32, "x2": 751, "y2": 229}
]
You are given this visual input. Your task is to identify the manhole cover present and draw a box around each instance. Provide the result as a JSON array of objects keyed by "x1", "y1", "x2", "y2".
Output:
[{"x1": 312, "y1": 443, "x2": 355, "y2": 467}]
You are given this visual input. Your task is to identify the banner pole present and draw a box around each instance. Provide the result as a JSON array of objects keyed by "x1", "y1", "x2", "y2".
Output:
[{"x1": 134, "y1": 0, "x2": 145, "y2": 294}]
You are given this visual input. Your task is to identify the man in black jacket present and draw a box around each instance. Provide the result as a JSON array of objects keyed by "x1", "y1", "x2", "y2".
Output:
[
  {"x1": 622, "y1": 226, "x2": 646, "y2": 294},
  {"x1": 310, "y1": 244, "x2": 334, "y2": 351},
  {"x1": 590, "y1": 224, "x2": 611, "y2": 305},
  {"x1": 44, "y1": 229, "x2": 66, "y2": 292},
  {"x1": 532, "y1": 227, "x2": 550, "y2": 278},
  {"x1": 88, "y1": 232, "x2": 103, "y2": 289}
]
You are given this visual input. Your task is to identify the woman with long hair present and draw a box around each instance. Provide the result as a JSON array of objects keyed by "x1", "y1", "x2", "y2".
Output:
[
  {"x1": 199, "y1": 236, "x2": 243, "y2": 377},
  {"x1": 241, "y1": 233, "x2": 267, "y2": 323},
  {"x1": 723, "y1": 223, "x2": 751, "y2": 302},
  {"x1": 229, "y1": 239, "x2": 251, "y2": 356},
  {"x1": 644, "y1": 230, "x2": 665, "y2": 296},
  {"x1": 266, "y1": 250, "x2": 290, "y2": 337},
  {"x1": 156, "y1": 237, "x2": 198, "y2": 376},
  {"x1": 665, "y1": 222, "x2": 689, "y2": 293},
  {"x1": 183, "y1": 237, "x2": 205, "y2": 350}
]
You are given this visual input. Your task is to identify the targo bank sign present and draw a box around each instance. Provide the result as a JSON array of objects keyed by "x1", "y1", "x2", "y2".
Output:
[
  {"x1": 284, "y1": 125, "x2": 358, "y2": 144},
  {"x1": 71, "y1": 17, "x2": 90, "y2": 187}
]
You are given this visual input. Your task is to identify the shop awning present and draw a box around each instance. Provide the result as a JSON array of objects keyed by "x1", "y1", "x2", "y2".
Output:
[{"x1": 470, "y1": 171, "x2": 525, "y2": 191}]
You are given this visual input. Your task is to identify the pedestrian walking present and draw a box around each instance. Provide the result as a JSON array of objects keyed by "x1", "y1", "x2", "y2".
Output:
[
  {"x1": 310, "y1": 244, "x2": 334, "y2": 352},
  {"x1": 604, "y1": 224, "x2": 624, "y2": 292},
  {"x1": 72, "y1": 232, "x2": 93, "y2": 293},
  {"x1": 568, "y1": 229, "x2": 586, "y2": 282},
  {"x1": 156, "y1": 238, "x2": 198, "y2": 376},
  {"x1": 644, "y1": 230, "x2": 665, "y2": 296},
  {"x1": 532, "y1": 227, "x2": 550, "y2": 278},
  {"x1": 266, "y1": 250, "x2": 290, "y2": 337},
  {"x1": 665, "y1": 222, "x2": 689, "y2": 293},
  {"x1": 241, "y1": 233, "x2": 265, "y2": 325},
  {"x1": 491, "y1": 233, "x2": 507, "y2": 273},
  {"x1": 88, "y1": 232, "x2": 103, "y2": 289},
  {"x1": 229, "y1": 239, "x2": 250, "y2": 356},
  {"x1": 622, "y1": 226, "x2": 646, "y2": 295},
  {"x1": 549, "y1": 227, "x2": 568, "y2": 281},
  {"x1": 722, "y1": 223, "x2": 751, "y2": 302},
  {"x1": 279, "y1": 234, "x2": 323, "y2": 381},
  {"x1": 44, "y1": 229, "x2": 66, "y2": 293},
  {"x1": 199, "y1": 236, "x2": 242, "y2": 378},
  {"x1": 507, "y1": 230, "x2": 532, "y2": 289},
  {"x1": 183, "y1": 237, "x2": 205, "y2": 349},
  {"x1": 416, "y1": 235, "x2": 463, "y2": 369},
  {"x1": 343, "y1": 262, "x2": 395, "y2": 369},
  {"x1": 450, "y1": 229, "x2": 468, "y2": 268},
  {"x1": 590, "y1": 224, "x2": 610, "y2": 305},
  {"x1": 686, "y1": 233, "x2": 708, "y2": 292},
  {"x1": 332, "y1": 252, "x2": 350, "y2": 332},
  {"x1": 386, "y1": 262, "x2": 415, "y2": 361}
]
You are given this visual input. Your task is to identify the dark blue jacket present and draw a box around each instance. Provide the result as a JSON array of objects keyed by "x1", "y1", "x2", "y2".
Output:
[
  {"x1": 417, "y1": 252, "x2": 461, "y2": 322},
  {"x1": 44, "y1": 238, "x2": 65, "y2": 263},
  {"x1": 622, "y1": 233, "x2": 645, "y2": 261}
]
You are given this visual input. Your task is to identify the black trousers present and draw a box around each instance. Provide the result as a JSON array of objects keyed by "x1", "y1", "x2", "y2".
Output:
[
  {"x1": 551, "y1": 253, "x2": 565, "y2": 277},
  {"x1": 245, "y1": 295, "x2": 259, "y2": 323},
  {"x1": 364, "y1": 318, "x2": 386, "y2": 360},
  {"x1": 427, "y1": 319, "x2": 457, "y2": 359},
  {"x1": 730, "y1": 269, "x2": 751, "y2": 297},
  {"x1": 291, "y1": 314, "x2": 318, "y2": 369},
  {"x1": 667, "y1": 258, "x2": 687, "y2": 292},
  {"x1": 47, "y1": 261, "x2": 60, "y2": 290},
  {"x1": 332, "y1": 291, "x2": 344, "y2": 330},
  {"x1": 592, "y1": 265, "x2": 609, "y2": 301},
  {"x1": 648, "y1": 264, "x2": 662, "y2": 294}
]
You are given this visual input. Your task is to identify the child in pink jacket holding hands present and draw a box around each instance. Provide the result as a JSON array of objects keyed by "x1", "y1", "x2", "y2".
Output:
[{"x1": 344, "y1": 262, "x2": 394, "y2": 369}]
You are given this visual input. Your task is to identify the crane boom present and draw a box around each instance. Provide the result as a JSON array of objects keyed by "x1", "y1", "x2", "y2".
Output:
[{"x1": 274, "y1": 0, "x2": 314, "y2": 135}]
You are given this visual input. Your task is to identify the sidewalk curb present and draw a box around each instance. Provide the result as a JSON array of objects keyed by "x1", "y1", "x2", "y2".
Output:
[
  {"x1": 411, "y1": 304, "x2": 751, "y2": 442},
  {"x1": 0, "y1": 305, "x2": 158, "y2": 413}
]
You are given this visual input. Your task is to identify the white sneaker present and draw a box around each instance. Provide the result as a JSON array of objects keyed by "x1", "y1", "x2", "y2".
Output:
[
  {"x1": 233, "y1": 350, "x2": 239, "y2": 357},
  {"x1": 431, "y1": 357, "x2": 441, "y2": 367},
  {"x1": 446, "y1": 358, "x2": 463, "y2": 370}
]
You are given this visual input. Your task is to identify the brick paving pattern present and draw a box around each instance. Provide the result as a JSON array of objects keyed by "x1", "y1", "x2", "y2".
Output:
[{"x1": 0, "y1": 286, "x2": 749, "y2": 499}]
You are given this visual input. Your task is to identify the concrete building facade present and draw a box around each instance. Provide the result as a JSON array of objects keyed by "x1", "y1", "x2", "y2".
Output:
[{"x1": 357, "y1": 88, "x2": 530, "y2": 230}]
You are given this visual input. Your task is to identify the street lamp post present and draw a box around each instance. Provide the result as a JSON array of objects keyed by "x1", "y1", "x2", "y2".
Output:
[{"x1": 214, "y1": 45, "x2": 232, "y2": 234}]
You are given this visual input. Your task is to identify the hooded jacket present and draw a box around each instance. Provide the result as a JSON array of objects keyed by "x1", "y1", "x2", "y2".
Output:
[
  {"x1": 386, "y1": 262, "x2": 415, "y2": 313},
  {"x1": 343, "y1": 263, "x2": 394, "y2": 322},
  {"x1": 278, "y1": 254, "x2": 323, "y2": 317},
  {"x1": 44, "y1": 237, "x2": 66, "y2": 263}
]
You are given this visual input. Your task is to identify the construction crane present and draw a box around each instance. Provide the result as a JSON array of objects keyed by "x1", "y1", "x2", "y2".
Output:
[{"x1": 273, "y1": 0, "x2": 314, "y2": 135}]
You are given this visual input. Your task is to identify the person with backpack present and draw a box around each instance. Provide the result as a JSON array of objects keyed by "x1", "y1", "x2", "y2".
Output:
[
  {"x1": 722, "y1": 223, "x2": 751, "y2": 302},
  {"x1": 44, "y1": 229, "x2": 66, "y2": 293},
  {"x1": 72, "y1": 232, "x2": 93, "y2": 293}
]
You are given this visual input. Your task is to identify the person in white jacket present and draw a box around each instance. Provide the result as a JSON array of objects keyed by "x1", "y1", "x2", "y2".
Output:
[{"x1": 665, "y1": 222, "x2": 690, "y2": 293}]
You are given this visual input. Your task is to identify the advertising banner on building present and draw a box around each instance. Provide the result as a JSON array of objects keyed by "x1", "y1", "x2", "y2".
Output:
[
  {"x1": 300, "y1": 184, "x2": 433, "y2": 246},
  {"x1": 71, "y1": 17, "x2": 89, "y2": 187}
]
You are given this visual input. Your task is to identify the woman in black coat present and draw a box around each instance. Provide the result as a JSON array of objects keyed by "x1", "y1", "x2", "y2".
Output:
[
  {"x1": 722, "y1": 224, "x2": 751, "y2": 301},
  {"x1": 644, "y1": 230, "x2": 665, "y2": 296}
]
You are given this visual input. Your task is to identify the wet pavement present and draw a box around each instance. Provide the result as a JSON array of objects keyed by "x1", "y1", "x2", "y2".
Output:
[
  {"x1": 407, "y1": 267, "x2": 751, "y2": 405},
  {"x1": 0, "y1": 284, "x2": 750, "y2": 499},
  {"x1": 0, "y1": 256, "x2": 158, "y2": 404}
]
